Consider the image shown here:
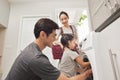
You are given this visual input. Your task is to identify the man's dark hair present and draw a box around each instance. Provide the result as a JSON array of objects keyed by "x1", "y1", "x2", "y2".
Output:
[
  {"x1": 34, "y1": 18, "x2": 59, "y2": 38},
  {"x1": 59, "y1": 11, "x2": 69, "y2": 18},
  {"x1": 61, "y1": 34, "x2": 74, "y2": 48}
]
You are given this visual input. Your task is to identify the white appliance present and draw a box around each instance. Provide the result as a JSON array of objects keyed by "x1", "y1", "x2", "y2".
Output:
[
  {"x1": 80, "y1": 31, "x2": 117, "y2": 80},
  {"x1": 98, "y1": 17, "x2": 120, "y2": 80}
]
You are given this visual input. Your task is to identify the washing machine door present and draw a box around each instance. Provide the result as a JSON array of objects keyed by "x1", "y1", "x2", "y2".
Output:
[{"x1": 84, "y1": 49, "x2": 99, "y2": 80}]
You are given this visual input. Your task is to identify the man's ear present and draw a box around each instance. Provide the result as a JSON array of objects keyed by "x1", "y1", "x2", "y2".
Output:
[{"x1": 39, "y1": 31, "x2": 46, "y2": 39}]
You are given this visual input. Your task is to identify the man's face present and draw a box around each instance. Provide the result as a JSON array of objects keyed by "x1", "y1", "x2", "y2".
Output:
[{"x1": 44, "y1": 30, "x2": 57, "y2": 47}]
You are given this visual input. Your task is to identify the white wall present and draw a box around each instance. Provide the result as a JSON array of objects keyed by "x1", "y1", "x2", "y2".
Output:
[
  {"x1": 0, "y1": 0, "x2": 10, "y2": 77},
  {"x1": 0, "y1": 0, "x2": 10, "y2": 60},
  {"x1": 0, "y1": 0, "x2": 10, "y2": 28},
  {"x1": 2, "y1": 0, "x2": 88, "y2": 79},
  {"x1": 0, "y1": 29, "x2": 6, "y2": 57},
  {"x1": 0, "y1": 28, "x2": 6, "y2": 73}
]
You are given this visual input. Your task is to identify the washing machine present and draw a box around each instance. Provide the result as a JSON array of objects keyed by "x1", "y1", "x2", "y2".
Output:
[{"x1": 79, "y1": 31, "x2": 116, "y2": 80}]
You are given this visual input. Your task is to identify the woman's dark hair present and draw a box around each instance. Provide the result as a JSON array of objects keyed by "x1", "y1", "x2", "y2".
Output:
[
  {"x1": 59, "y1": 11, "x2": 69, "y2": 19},
  {"x1": 34, "y1": 18, "x2": 59, "y2": 38},
  {"x1": 61, "y1": 34, "x2": 74, "y2": 48}
]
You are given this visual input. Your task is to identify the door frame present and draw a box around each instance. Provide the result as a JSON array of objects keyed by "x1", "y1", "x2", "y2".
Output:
[{"x1": 17, "y1": 15, "x2": 50, "y2": 56}]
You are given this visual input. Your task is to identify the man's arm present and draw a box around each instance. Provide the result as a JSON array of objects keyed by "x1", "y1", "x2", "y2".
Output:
[{"x1": 57, "y1": 69, "x2": 92, "y2": 80}]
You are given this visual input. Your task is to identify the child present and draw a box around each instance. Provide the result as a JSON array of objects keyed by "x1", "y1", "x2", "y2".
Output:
[{"x1": 59, "y1": 34, "x2": 91, "y2": 78}]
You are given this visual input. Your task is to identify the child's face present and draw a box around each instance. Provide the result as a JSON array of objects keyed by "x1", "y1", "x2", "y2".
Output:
[{"x1": 68, "y1": 39, "x2": 76, "y2": 50}]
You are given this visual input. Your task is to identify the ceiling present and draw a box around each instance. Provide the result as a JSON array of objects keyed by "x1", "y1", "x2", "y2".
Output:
[
  {"x1": 8, "y1": 0, "x2": 86, "y2": 4},
  {"x1": 8, "y1": 0, "x2": 42, "y2": 3}
]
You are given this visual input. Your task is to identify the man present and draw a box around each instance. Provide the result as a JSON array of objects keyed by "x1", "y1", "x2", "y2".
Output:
[{"x1": 5, "y1": 18, "x2": 92, "y2": 80}]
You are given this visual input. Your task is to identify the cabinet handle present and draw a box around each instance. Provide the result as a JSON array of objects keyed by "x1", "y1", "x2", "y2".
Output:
[{"x1": 109, "y1": 49, "x2": 120, "y2": 80}]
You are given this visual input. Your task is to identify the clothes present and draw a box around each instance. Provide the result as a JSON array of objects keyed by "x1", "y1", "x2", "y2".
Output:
[
  {"x1": 58, "y1": 49, "x2": 79, "y2": 77},
  {"x1": 5, "y1": 42, "x2": 60, "y2": 80},
  {"x1": 62, "y1": 26, "x2": 73, "y2": 34},
  {"x1": 61, "y1": 25, "x2": 77, "y2": 39},
  {"x1": 58, "y1": 25, "x2": 78, "y2": 42}
]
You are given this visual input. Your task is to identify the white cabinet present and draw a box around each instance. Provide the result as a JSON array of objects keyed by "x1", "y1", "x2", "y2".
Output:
[
  {"x1": 88, "y1": 0, "x2": 120, "y2": 31},
  {"x1": 0, "y1": 0, "x2": 10, "y2": 28},
  {"x1": 105, "y1": 0, "x2": 120, "y2": 12}
]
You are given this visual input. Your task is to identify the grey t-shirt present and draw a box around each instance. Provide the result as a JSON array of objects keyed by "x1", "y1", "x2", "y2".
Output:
[
  {"x1": 5, "y1": 42, "x2": 60, "y2": 80},
  {"x1": 58, "y1": 49, "x2": 79, "y2": 77}
]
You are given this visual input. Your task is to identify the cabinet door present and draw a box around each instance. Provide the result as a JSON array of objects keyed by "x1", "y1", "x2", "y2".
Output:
[
  {"x1": 88, "y1": 0, "x2": 100, "y2": 14},
  {"x1": 105, "y1": 0, "x2": 120, "y2": 12},
  {"x1": 88, "y1": 0, "x2": 113, "y2": 31}
]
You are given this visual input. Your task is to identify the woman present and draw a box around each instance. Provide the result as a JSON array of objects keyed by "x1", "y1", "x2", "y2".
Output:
[
  {"x1": 53, "y1": 11, "x2": 78, "y2": 52},
  {"x1": 56, "y1": 11, "x2": 78, "y2": 41},
  {"x1": 59, "y1": 34, "x2": 91, "y2": 77}
]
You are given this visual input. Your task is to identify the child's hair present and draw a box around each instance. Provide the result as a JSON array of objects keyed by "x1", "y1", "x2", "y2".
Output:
[{"x1": 60, "y1": 34, "x2": 74, "y2": 48}]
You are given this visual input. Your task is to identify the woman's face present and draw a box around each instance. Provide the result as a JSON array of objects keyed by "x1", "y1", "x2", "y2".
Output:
[{"x1": 59, "y1": 14, "x2": 69, "y2": 26}]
